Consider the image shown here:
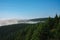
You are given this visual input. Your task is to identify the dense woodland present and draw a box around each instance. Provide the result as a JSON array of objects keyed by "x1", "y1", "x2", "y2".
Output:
[{"x1": 0, "y1": 14, "x2": 60, "y2": 40}]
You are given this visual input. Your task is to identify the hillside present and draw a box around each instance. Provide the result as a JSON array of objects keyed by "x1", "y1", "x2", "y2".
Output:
[
  {"x1": 29, "y1": 18, "x2": 49, "y2": 21},
  {"x1": 0, "y1": 15, "x2": 60, "y2": 40}
]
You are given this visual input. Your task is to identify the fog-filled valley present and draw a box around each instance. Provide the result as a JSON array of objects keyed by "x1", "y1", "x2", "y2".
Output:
[{"x1": 0, "y1": 15, "x2": 60, "y2": 40}]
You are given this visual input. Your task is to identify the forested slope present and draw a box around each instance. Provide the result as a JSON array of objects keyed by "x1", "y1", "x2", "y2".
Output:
[{"x1": 0, "y1": 15, "x2": 60, "y2": 40}]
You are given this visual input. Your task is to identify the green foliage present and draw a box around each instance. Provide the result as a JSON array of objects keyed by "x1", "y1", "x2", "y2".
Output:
[{"x1": 0, "y1": 14, "x2": 60, "y2": 40}]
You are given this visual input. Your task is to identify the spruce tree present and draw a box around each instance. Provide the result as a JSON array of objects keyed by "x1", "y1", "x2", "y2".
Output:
[
  {"x1": 39, "y1": 17, "x2": 52, "y2": 40},
  {"x1": 59, "y1": 15, "x2": 60, "y2": 22},
  {"x1": 54, "y1": 14, "x2": 59, "y2": 26},
  {"x1": 53, "y1": 22, "x2": 60, "y2": 40}
]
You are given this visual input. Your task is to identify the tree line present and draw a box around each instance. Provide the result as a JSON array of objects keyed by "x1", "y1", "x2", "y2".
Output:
[{"x1": 0, "y1": 14, "x2": 60, "y2": 40}]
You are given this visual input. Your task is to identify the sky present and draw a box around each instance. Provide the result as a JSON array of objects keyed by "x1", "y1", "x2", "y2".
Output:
[{"x1": 0, "y1": 0, "x2": 60, "y2": 19}]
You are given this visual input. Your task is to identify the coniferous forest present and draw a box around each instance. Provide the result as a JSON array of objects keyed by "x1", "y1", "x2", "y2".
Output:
[{"x1": 0, "y1": 14, "x2": 60, "y2": 40}]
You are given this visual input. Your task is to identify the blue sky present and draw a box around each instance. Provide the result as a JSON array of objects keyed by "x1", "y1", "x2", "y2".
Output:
[{"x1": 0, "y1": 0, "x2": 60, "y2": 19}]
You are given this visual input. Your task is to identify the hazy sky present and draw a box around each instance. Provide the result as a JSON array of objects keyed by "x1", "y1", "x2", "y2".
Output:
[{"x1": 0, "y1": 0, "x2": 60, "y2": 19}]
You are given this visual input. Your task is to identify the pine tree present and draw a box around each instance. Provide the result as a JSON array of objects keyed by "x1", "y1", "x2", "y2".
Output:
[
  {"x1": 50, "y1": 14, "x2": 60, "y2": 40},
  {"x1": 59, "y1": 15, "x2": 60, "y2": 22},
  {"x1": 54, "y1": 14, "x2": 59, "y2": 26},
  {"x1": 46, "y1": 16, "x2": 54, "y2": 29},
  {"x1": 39, "y1": 17, "x2": 53, "y2": 40},
  {"x1": 53, "y1": 22, "x2": 60, "y2": 40},
  {"x1": 31, "y1": 23, "x2": 43, "y2": 40}
]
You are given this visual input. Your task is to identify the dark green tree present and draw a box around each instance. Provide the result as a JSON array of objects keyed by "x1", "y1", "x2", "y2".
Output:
[
  {"x1": 59, "y1": 15, "x2": 60, "y2": 22},
  {"x1": 39, "y1": 17, "x2": 53, "y2": 40},
  {"x1": 31, "y1": 23, "x2": 43, "y2": 40},
  {"x1": 54, "y1": 14, "x2": 59, "y2": 27}
]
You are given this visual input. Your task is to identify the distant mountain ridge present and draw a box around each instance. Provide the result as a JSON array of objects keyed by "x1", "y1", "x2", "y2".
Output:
[
  {"x1": 0, "y1": 18, "x2": 49, "y2": 26},
  {"x1": 29, "y1": 18, "x2": 49, "y2": 21}
]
